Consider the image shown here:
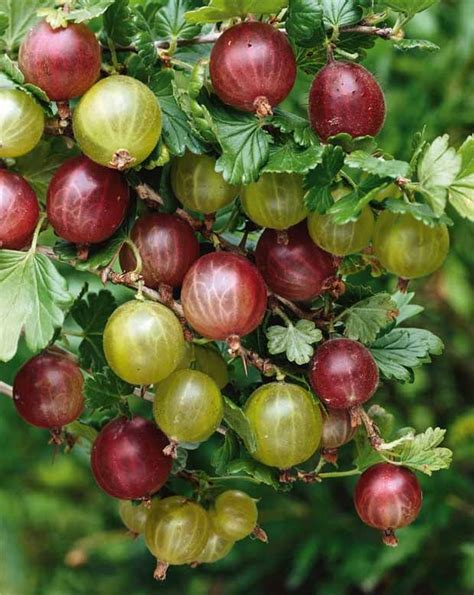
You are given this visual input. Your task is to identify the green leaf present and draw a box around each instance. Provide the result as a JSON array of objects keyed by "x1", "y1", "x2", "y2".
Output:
[
  {"x1": 271, "y1": 109, "x2": 319, "y2": 147},
  {"x1": 354, "y1": 404, "x2": 394, "y2": 471},
  {"x1": 0, "y1": 0, "x2": 53, "y2": 52},
  {"x1": 155, "y1": 0, "x2": 201, "y2": 41},
  {"x1": 391, "y1": 291, "x2": 424, "y2": 324},
  {"x1": 0, "y1": 52, "x2": 22, "y2": 83},
  {"x1": 66, "y1": 420, "x2": 98, "y2": 445},
  {"x1": 384, "y1": 0, "x2": 438, "y2": 18},
  {"x1": 328, "y1": 133, "x2": 377, "y2": 154},
  {"x1": 0, "y1": 12, "x2": 8, "y2": 38},
  {"x1": 345, "y1": 151, "x2": 411, "y2": 179},
  {"x1": 225, "y1": 455, "x2": 284, "y2": 490},
  {"x1": 263, "y1": 141, "x2": 324, "y2": 174},
  {"x1": 209, "y1": 103, "x2": 271, "y2": 185},
  {"x1": 449, "y1": 135, "x2": 474, "y2": 221},
  {"x1": 394, "y1": 38, "x2": 440, "y2": 52},
  {"x1": 369, "y1": 327, "x2": 444, "y2": 383},
  {"x1": 223, "y1": 396, "x2": 256, "y2": 453},
  {"x1": 185, "y1": 0, "x2": 287, "y2": 23},
  {"x1": 211, "y1": 431, "x2": 240, "y2": 475},
  {"x1": 171, "y1": 447, "x2": 189, "y2": 474},
  {"x1": 388, "y1": 427, "x2": 452, "y2": 475},
  {"x1": 304, "y1": 145, "x2": 345, "y2": 212},
  {"x1": 417, "y1": 134, "x2": 462, "y2": 215},
  {"x1": 70, "y1": 290, "x2": 117, "y2": 370},
  {"x1": 103, "y1": 0, "x2": 135, "y2": 46},
  {"x1": 383, "y1": 198, "x2": 453, "y2": 227},
  {"x1": 66, "y1": 0, "x2": 115, "y2": 23},
  {"x1": 326, "y1": 177, "x2": 384, "y2": 223},
  {"x1": 84, "y1": 367, "x2": 134, "y2": 412},
  {"x1": 0, "y1": 250, "x2": 73, "y2": 362},
  {"x1": 322, "y1": 0, "x2": 362, "y2": 28},
  {"x1": 149, "y1": 70, "x2": 205, "y2": 156},
  {"x1": 341, "y1": 293, "x2": 398, "y2": 344},
  {"x1": 267, "y1": 320, "x2": 322, "y2": 365},
  {"x1": 286, "y1": 0, "x2": 324, "y2": 47}
]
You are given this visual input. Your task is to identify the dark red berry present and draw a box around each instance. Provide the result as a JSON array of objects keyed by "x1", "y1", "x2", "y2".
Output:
[
  {"x1": 47, "y1": 155, "x2": 130, "y2": 244},
  {"x1": 210, "y1": 22, "x2": 296, "y2": 115},
  {"x1": 91, "y1": 416, "x2": 172, "y2": 500},
  {"x1": 19, "y1": 20, "x2": 101, "y2": 101},
  {"x1": 119, "y1": 213, "x2": 200, "y2": 288},
  {"x1": 181, "y1": 252, "x2": 268, "y2": 340},
  {"x1": 13, "y1": 352, "x2": 84, "y2": 429},
  {"x1": 354, "y1": 463, "x2": 423, "y2": 546},
  {"x1": 0, "y1": 170, "x2": 40, "y2": 250},
  {"x1": 321, "y1": 407, "x2": 356, "y2": 450},
  {"x1": 309, "y1": 61, "x2": 386, "y2": 141},
  {"x1": 309, "y1": 338, "x2": 379, "y2": 409},
  {"x1": 255, "y1": 222, "x2": 336, "y2": 302}
]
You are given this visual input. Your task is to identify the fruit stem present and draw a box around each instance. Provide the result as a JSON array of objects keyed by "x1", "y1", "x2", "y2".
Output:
[
  {"x1": 29, "y1": 213, "x2": 47, "y2": 254},
  {"x1": 0, "y1": 381, "x2": 13, "y2": 398},
  {"x1": 153, "y1": 560, "x2": 169, "y2": 581},
  {"x1": 318, "y1": 467, "x2": 361, "y2": 479}
]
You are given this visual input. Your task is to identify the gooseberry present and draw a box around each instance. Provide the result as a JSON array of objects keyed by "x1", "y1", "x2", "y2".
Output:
[
  {"x1": 91, "y1": 416, "x2": 172, "y2": 500},
  {"x1": 354, "y1": 463, "x2": 423, "y2": 546},
  {"x1": 19, "y1": 20, "x2": 101, "y2": 101},
  {"x1": 309, "y1": 61, "x2": 386, "y2": 141},
  {"x1": 373, "y1": 211, "x2": 449, "y2": 279},
  {"x1": 309, "y1": 338, "x2": 379, "y2": 409},
  {"x1": 73, "y1": 75, "x2": 162, "y2": 170},
  {"x1": 210, "y1": 22, "x2": 296, "y2": 115},
  {"x1": 13, "y1": 352, "x2": 84, "y2": 429},
  {"x1": 170, "y1": 152, "x2": 239, "y2": 214},
  {"x1": 209, "y1": 490, "x2": 258, "y2": 541},
  {"x1": 181, "y1": 252, "x2": 267, "y2": 341},
  {"x1": 255, "y1": 222, "x2": 336, "y2": 301},
  {"x1": 0, "y1": 89, "x2": 44, "y2": 158},
  {"x1": 244, "y1": 382, "x2": 322, "y2": 469},
  {"x1": 119, "y1": 212, "x2": 199, "y2": 288},
  {"x1": 0, "y1": 170, "x2": 40, "y2": 250},
  {"x1": 153, "y1": 369, "x2": 224, "y2": 444},
  {"x1": 196, "y1": 526, "x2": 234, "y2": 564},
  {"x1": 321, "y1": 407, "x2": 356, "y2": 463},
  {"x1": 103, "y1": 300, "x2": 185, "y2": 385},
  {"x1": 47, "y1": 155, "x2": 130, "y2": 244},
  {"x1": 119, "y1": 500, "x2": 150, "y2": 535},
  {"x1": 240, "y1": 172, "x2": 307, "y2": 230}
]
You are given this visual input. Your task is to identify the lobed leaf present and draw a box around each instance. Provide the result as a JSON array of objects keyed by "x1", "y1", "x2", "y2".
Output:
[
  {"x1": 342, "y1": 293, "x2": 398, "y2": 344},
  {"x1": 184, "y1": 0, "x2": 288, "y2": 23},
  {"x1": 263, "y1": 141, "x2": 324, "y2": 175},
  {"x1": 267, "y1": 320, "x2": 322, "y2": 365},
  {"x1": 84, "y1": 367, "x2": 134, "y2": 412},
  {"x1": 448, "y1": 135, "x2": 474, "y2": 221},
  {"x1": 345, "y1": 151, "x2": 411, "y2": 179}
]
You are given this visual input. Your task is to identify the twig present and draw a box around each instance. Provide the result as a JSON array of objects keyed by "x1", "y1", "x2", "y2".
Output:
[
  {"x1": 154, "y1": 30, "x2": 221, "y2": 50},
  {"x1": 0, "y1": 381, "x2": 13, "y2": 398},
  {"x1": 340, "y1": 25, "x2": 393, "y2": 39}
]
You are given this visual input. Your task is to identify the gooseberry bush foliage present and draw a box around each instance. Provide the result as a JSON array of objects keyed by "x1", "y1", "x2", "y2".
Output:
[{"x1": 0, "y1": 0, "x2": 471, "y2": 581}]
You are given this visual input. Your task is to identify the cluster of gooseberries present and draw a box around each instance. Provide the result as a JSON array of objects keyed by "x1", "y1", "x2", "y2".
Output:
[{"x1": 0, "y1": 10, "x2": 454, "y2": 580}]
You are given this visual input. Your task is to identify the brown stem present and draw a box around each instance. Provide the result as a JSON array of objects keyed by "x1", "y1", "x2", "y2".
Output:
[
  {"x1": 227, "y1": 335, "x2": 281, "y2": 378},
  {"x1": 153, "y1": 559, "x2": 169, "y2": 581},
  {"x1": 135, "y1": 183, "x2": 164, "y2": 206},
  {"x1": 352, "y1": 406, "x2": 384, "y2": 449},
  {"x1": 341, "y1": 25, "x2": 393, "y2": 39}
]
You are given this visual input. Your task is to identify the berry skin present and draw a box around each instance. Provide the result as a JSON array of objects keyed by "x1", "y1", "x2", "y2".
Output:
[
  {"x1": 210, "y1": 22, "x2": 296, "y2": 115},
  {"x1": 309, "y1": 338, "x2": 379, "y2": 409},
  {"x1": 47, "y1": 155, "x2": 130, "y2": 245},
  {"x1": 181, "y1": 252, "x2": 268, "y2": 341},
  {"x1": 119, "y1": 213, "x2": 199, "y2": 288},
  {"x1": 171, "y1": 152, "x2": 239, "y2": 214},
  {"x1": 153, "y1": 369, "x2": 224, "y2": 444},
  {"x1": 177, "y1": 344, "x2": 229, "y2": 390},
  {"x1": 73, "y1": 75, "x2": 162, "y2": 170},
  {"x1": 118, "y1": 500, "x2": 150, "y2": 535},
  {"x1": 0, "y1": 89, "x2": 44, "y2": 158},
  {"x1": 244, "y1": 382, "x2": 322, "y2": 469},
  {"x1": 19, "y1": 20, "x2": 101, "y2": 101},
  {"x1": 240, "y1": 172, "x2": 308, "y2": 230},
  {"x1": 309, "y1": 61, "x2": 386, "y2": 141},
  {"x1": 255, "y1": 222, "x2": 336, "y2": 302},
  {"x1": 91, "y1": 416, "x2": 172, "y2": 500},
  {"x1": 196, "y1": 526, "x2": 234, "y2": 564},
  {"x1": 13, "y1": 352, "x2": 84, "y2": 429},
  {"x1": 321, "y1": 408, "x2": 356, "y2": 450},
  {"x1": 209, "y1": 490, "x2": 258, "y2": 542},
  {"x1": 103, "y1": 300, "x2": 185, "y2": 385},
  {"x1": 354, "y1": 463, "x2": 423, "y2": 546},
  {"x1": 373, "y1": 211, "x2": 449, "y2": 279},
  {"x1": 0, "y1": 170, "x2": 40, "y2": 250}
]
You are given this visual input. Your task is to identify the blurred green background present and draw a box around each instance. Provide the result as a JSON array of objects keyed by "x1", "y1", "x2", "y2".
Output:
[{"x1": 1, "y1": 1, "x2": 473, "y2": 594}]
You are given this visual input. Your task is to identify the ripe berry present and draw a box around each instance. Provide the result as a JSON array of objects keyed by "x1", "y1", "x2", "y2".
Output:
[
  {"x1": 119, "y1": 213, "x2": 199, "y2": 288},
  {"x1": 354, "y1": 463, "x2": 423, "y2": 546},
  {"x1": 73, "y1": 75, "x2": 162, "y2": 170},
  {"x1": 13, "y1": 352, "x2": 84, "y2": 429},
  {"x1": 321, "y1": 408, "x2": 356, "y2": 450},
  {"x1": 244, "y1": 382, "x2": 322, "y2": 469},
  {"x1": 153, "y1": 369, "x2": 224, "y2": 444},
  {"x1": 118, "y1": 500, "x2": 150, "y2": 535},
  {"x1": 181, "y1": 252, "x2": 267, "y2": 341},
  {"x1": 210, "y1": 22, "x2": 296, "y2": 115},
  {"x1": 309, "y1": 61, "x2": 386, "y2": 141},
  {"x1": 309, "y1": 338, "x2": 379, "y2": 409},
  {"x1": 0, "y1": 170, "x2": 40, "y2": 250},
  {"x1": 103, "y1": 300, "x2": 185, "y2": 385},
  {"x1": 19, "y1": 20, "x2": 101, "y2": 101},
  {"x1": 47, "y1": 155, "x2": 130, "y2": 245},
  {"x1": 255, "y1": 222, "x2": 336, "y2": 302},
  {"x1": 240, "y1": 172, "x2": 307, "y2": 230},
  {"x1": 91, "y1": 416, "x2": 172, "y2": 500},
  {"x1": 373, "y1": 211, "x2": 449, "y2": 279},
  {"x1": 209, "y1": 490, "x2": 258, "y2": 541},
  {"x1": 0, "y1": 89, "x2": 44, "y2": 158},
  {"x1": 171, "y1": 152, "x2": 239, "y2": 214}
]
